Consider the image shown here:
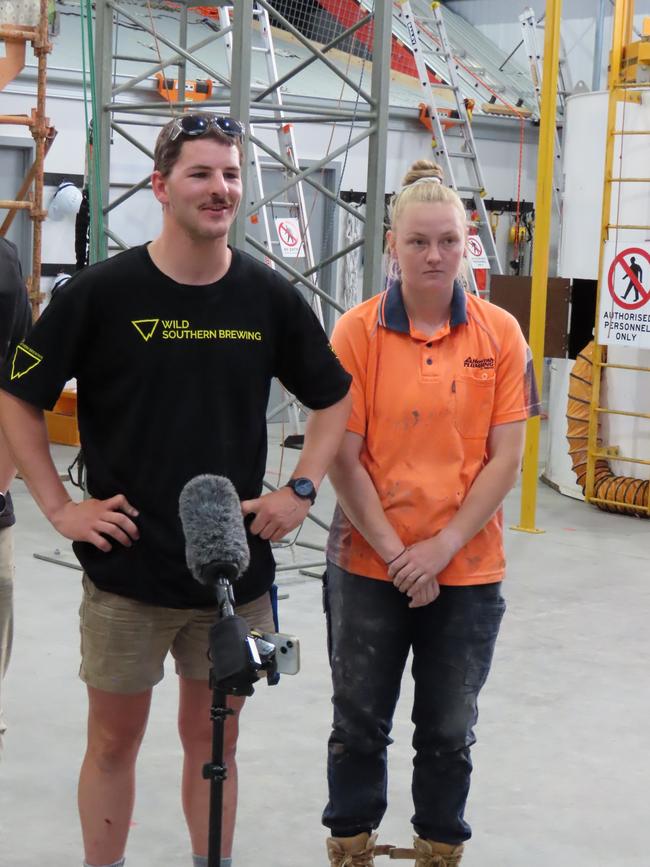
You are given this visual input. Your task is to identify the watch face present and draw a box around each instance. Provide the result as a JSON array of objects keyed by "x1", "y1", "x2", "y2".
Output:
[
  {"x1": 0, "y1": 493, "x2": 6, "y2": 513},
  {"x1": 293, "y1": 478, "x2": 313, "y2": 497},
  {"x1": 289, "y1": 477, "x2": 315, "y2": 502}
]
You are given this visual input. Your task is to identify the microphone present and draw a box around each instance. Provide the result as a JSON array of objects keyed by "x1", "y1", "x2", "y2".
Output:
[
  {"x1": 179, "y1": 474, "x2": 265, "y2": 696},
  {"x1": 179, "y1": 474, "x2": 250, "y2": 590}
]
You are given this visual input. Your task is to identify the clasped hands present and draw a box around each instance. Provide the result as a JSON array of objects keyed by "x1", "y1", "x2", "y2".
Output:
[{"x1": 386, "y1": 533, "x2": 458, "y2": 609}]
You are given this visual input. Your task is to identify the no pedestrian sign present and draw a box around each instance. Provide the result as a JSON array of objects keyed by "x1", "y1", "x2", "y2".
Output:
[
  {"x1": 274, "y1": 217, "x2": 303, "y2": 258},
  {"x1": 598, "y1": 242, "x2": 650, "y2": 348},
  {"x1": 465, "y1": 236, "x2": 490, "y2": 269}
]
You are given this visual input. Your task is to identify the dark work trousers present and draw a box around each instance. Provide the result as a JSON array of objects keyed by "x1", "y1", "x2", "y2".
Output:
[{"x1": 322, "y1": 561, "x2": 506, "y2": 845}]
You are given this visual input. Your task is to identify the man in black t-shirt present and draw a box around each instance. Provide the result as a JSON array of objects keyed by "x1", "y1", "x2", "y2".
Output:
[
  {"x1": 0, "y1": 238, "x2": 32, "y2": 761},
  {"x1": 0, "y1": 115, "x2": 351, "y2": 867}
]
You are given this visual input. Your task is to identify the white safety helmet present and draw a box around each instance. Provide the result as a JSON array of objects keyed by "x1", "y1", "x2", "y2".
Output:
[{"x1": 48, "y1": 181, "x2": 82, "y2": 221}]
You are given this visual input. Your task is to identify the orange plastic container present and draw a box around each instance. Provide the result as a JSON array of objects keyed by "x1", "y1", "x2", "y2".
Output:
[{"x1": 45, "y1": 388, "x2": 80, "y2": 447}]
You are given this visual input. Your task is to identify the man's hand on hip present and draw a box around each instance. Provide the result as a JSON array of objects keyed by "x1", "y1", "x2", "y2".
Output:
[
  {"x1": 241, "y1": 488, "x2": 310, "y2": 542},
  {"x1": 50, "y1": 494, "x2": 140, "y2": 552}
]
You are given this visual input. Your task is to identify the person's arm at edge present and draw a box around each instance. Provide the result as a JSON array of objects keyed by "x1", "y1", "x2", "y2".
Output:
[
  {"x1": 390, "y1": 419, "x2": 526, "y2": 606},
  {"x1": 328, "y1": 430, "x2": 405, "y2": 565},
  {"x1": 0, "y1": 425, "x2": 17, "y2": 495},
  {"x1": 0, "y1": 389, "x2": 140, "y2": 552},
  {"x1": 241, "y1": 390, "x2": 352, "y2": 541}
]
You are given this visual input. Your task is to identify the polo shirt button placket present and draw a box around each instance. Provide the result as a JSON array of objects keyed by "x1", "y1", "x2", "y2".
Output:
[{"x1": 422, "y1": 341, "x2": 435, "y2": 375}]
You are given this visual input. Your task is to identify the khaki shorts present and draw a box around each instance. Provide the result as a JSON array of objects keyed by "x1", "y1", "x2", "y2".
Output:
[{"x1": 79, "y1": 575, "x2": 275, "y2": 694}]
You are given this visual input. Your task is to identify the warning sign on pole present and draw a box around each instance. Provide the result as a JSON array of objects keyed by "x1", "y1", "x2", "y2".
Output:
[
  {"x1": 465, "y1": 236, "x2": 490, "y2": 270},
  {"x1": 274, "y1": 218, "x2": 303, "y2": 258},
  {"x1": 598, "y1": 242, "x2": 650, "y2": 348}
]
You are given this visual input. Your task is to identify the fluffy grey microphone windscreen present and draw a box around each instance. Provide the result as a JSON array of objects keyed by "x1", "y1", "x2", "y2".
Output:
[{"x1": 179, "y1": 474, "x2": 250, "y2": 584}]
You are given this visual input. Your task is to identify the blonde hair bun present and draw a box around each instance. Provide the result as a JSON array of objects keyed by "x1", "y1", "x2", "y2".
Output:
[
  {"x1": 401, "y1": 160, "x2": 444, "y2": 187},
  {"x1": 389, "y1": 158, "x2": 466, "y2": 233}
]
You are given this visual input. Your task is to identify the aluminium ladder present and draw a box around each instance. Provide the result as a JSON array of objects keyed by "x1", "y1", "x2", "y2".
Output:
[
  {"x1": 217, "y1": 2, "x2": 324, "y2": 328},
  {"x1": 395, "y1": 0, "x2": 503, "y2": 295},
  {"x1": 218, "y1": 4, "x2": 336, "y2": 578},
  {"x1": 519, "y1": 7, "x2": 563, "y2": 218},
  {"x1": 219, "y1": 2, "x2": 327, "y2": 448}
]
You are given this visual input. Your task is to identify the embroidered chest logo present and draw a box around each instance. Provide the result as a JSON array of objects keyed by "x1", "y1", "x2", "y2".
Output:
[
  {"x1": 132, "y1": 319, "x2": 262, "y2": 343},
  {"x1": 11, "y1": 343, "x2": 43, "y2": 380},
  {"x1": 463, "y1": 356, "x2": 495, "y2": 370}
]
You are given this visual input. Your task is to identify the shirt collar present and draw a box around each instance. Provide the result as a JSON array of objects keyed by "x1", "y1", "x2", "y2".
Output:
[{"x1": 378, "y1": 278, "x2": 468, "y2": 334}]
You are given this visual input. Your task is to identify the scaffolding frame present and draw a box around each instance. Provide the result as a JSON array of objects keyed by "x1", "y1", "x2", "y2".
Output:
[
  {"x1": 87, "y1": 0, "x2": 393, "y2": 574},
  {"x1": 91, "y1": 0, "x2": 392, "y2": 307},
  {"x1": 0, "y1": 0, "x2": 53, "y2": 315}
]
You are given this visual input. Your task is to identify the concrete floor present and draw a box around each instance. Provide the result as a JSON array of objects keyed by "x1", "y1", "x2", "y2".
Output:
[{"x1": 1, "y1": 430, "x2": 649, "y2": 867}]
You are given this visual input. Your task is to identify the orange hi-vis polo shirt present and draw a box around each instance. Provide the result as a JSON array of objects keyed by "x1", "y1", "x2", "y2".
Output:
[{"x1": 326, "y1": 279, "x2": 540, "y2": 586}]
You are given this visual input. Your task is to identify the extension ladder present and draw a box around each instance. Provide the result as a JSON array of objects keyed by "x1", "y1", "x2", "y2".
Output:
[
  {"x1": 219, "y1": 2, "x2": 326, "y2": 444},
  {"x1": 518, "y1": 7, "x2": 563, "y2": 218},
  {"x1": 394, "y1": 0, "x2": 503, "y2": 295},
  {"x1": 218, "y1": 3, "x2": 324, "y2": 328}
]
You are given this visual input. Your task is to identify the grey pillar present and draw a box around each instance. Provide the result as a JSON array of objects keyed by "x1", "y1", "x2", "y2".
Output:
[
  {"x1": 92, "y1": 0, "x2": 113, "y2": 262},
  {"x1": 230, "y1": 0, "x2": 253, "y2": 250},
  {"x1": 177, "y1": 1, "x2": 188, "y2": 101},
  {"x1": 592, "y1": 0, "x2": 607, "y2": 92},
  {"x1": 363, "y1": 1, "x2": 392, "y2": 300}
]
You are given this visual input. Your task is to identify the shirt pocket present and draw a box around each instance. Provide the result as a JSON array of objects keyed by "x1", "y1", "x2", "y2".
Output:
[{"x1": 452, "y1": 371, "x2": 496, "y2": 439}]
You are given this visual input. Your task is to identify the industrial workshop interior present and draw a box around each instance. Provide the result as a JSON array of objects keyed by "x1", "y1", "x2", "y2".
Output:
[{"x1": 0, "y1": 1, "x2": 648, "y2": 866}]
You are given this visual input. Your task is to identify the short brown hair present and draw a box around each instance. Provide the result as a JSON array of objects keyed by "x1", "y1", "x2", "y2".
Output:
[{"x1": 153, "y1": 114, "x2": 244, "y2": 177}]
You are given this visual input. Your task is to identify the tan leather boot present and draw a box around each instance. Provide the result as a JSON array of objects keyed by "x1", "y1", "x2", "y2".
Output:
[
  {"x1": 411, "y1": 837, "x2": 464, "y2": 866},
  {"x1": 326, "y1": 832, "x2": 395, "y2": 866}
]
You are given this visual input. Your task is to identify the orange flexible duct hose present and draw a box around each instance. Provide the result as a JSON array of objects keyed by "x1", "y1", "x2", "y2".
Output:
[{"x1": 566, "y1": 341, "x2": 649, "y2": 517}]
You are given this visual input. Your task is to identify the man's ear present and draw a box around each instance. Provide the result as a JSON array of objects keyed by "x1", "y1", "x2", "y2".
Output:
[{"x1": 151, "y1": 170, "x2": 168, "y2": 205}]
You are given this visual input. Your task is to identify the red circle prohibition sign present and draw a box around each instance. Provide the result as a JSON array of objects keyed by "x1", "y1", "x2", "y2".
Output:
[
  {"x1": 607, "y1": 246, "x2": 650, "y2": 310},
  {"x1": 278, "y1": 221, "x2": 298, "y2": 247},
  {"x1": 467, "y1": 237, "x2": 483, "y2": 257}
]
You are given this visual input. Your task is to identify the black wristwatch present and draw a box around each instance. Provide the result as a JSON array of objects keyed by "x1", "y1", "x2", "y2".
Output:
[
  {"x1": 0, "y1": 492, "x2": 6, "y2": 513},
  {"x1": 285, "y1": 477, "x2": 316, "y2": 505}
]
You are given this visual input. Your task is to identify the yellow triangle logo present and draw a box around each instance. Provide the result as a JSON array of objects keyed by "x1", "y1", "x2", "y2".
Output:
[
  {"x1": 10, "y1": 343, "x2": 43, "y2": 381},
  {"x1": 132, "y1": 319, "x2": 160, "y2": 341}
]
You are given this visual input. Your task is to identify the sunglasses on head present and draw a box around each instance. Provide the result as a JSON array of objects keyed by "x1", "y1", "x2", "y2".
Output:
[{"x1": 169, "y1": 114, "x2": 245, "y2": 142}]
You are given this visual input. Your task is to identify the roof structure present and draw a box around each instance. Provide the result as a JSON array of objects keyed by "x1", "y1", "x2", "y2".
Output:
[{"x1": 44, "y1": 1, "x2": 537, "y2": 120}]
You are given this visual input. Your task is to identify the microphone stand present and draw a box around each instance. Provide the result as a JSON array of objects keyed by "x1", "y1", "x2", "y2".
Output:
[
  {"x1": 206, "y1": 685, "x2": 229, "y2": 867},
  {"x1": 203, "y1": 568, "x2": 259, "y2": 867},
  {"x1": 204, "y1": 577, "x2": 234, "y2": 867}
]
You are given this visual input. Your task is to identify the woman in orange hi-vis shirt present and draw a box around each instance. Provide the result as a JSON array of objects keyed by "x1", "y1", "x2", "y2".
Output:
[{"x1": 322, "y1": 161, "x2": 540, "y2": 867}]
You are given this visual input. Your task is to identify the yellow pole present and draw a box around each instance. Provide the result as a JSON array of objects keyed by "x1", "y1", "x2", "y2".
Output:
[{"x1": 513, "y1": 0, "x2": 562, "y2": 534}]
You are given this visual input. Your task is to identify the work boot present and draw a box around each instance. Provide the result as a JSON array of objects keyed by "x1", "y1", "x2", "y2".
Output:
[
  {"x1": 411, "y1": 837, "x2": 464, "y2": 866},
  {"x1": 326, "y1": 832, "x2": 395, "y2": 866}
]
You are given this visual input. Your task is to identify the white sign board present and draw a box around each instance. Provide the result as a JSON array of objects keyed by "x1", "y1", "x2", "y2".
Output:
[
  {"x1": 274, "y1": 218, "x2": 303, "y2": 258},
  {"x1": 465, "y1": 235, "x2": 490, "y2": 269},
  {"x1": 598, "y1": 242, "x2": 650, "y2": 348}
]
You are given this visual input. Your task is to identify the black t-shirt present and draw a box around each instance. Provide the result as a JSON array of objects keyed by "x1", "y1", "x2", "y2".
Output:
[
  {"x1": 0, "y1": 245, "x2": 351, "y2": 605},
  {"x1": 0, "y1": 238, "x2": 32, "y2": 529}
]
